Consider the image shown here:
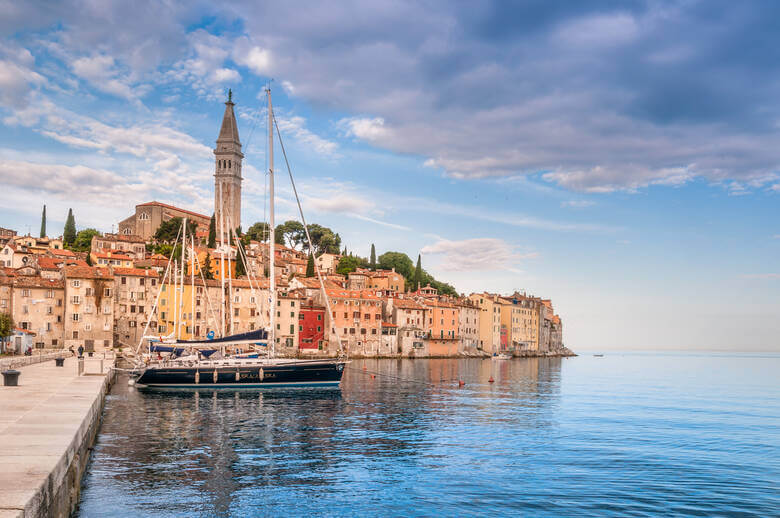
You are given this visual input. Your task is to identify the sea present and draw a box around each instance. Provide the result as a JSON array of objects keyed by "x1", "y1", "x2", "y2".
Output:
[{"x1": 76, "y1": 352, "x2": 780, "y2": 517}]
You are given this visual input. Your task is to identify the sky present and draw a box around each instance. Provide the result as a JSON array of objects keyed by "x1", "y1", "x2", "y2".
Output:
[{"x1": 0, "y1": 1, "x2": 778, "y2": 351}]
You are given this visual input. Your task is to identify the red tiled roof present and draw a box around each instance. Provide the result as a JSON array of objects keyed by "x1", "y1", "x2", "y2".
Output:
[
  {"x1": 12, "y1": 276, "x2": 64, "y2": 289},
  {"x1": 63, "y1": 266, "x2": 113, "y2": 280},
  {"x1": 49, "y1": 249, "x2": 75, "y2": 257},
  {"x1": 381, "y1": 322, "x2": 397, "y2": 327},
  {"x1": 37, "y1": 257, "x2": 62, "y2": 270},
  {"x1": 137, "y1": 201, "x2": 209, "y2": 221},
  {"x1": 112, "y1": 267, "x2": 159, "y2": 277},
  {"x1": 326, "y1": 289, "x2": 380, "y2": 300}
]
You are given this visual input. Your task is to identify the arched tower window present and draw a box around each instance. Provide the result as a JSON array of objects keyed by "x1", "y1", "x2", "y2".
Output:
[{"x1": 228, "y1": 160, "x2": 231, "y2": 169}]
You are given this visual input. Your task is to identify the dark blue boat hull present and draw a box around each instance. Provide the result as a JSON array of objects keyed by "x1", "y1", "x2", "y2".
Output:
[{"x1": 135, "y1": 361, "x2": 345, "y2": 389}]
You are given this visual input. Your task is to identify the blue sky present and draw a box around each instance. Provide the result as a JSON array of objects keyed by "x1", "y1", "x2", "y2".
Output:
[{"x1": 0, "y1": 1, "x2": 778, "y2": 350}]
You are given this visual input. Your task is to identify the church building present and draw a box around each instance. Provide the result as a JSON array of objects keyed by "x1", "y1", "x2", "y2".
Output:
[{"x1": 118, "y1": 93, "x2": 243, "y2": 242}]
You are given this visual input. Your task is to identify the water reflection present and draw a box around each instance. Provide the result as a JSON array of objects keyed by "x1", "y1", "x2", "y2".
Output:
[{"x1": 78, "y1": 358, "x2": 563, "y2": 516}]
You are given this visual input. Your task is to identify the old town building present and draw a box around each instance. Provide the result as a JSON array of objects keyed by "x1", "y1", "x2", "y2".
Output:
[{"x1": 63, "y1": 266, "x2": 115, "y2": 353}]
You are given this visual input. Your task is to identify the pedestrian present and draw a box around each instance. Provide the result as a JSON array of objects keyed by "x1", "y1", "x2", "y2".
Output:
[
  {"x1": 78, "y1": 345, "x2": 84, "y2": 358},
  {"x1": 69, "y1": 346, "x2": 75, "y2": 357}
]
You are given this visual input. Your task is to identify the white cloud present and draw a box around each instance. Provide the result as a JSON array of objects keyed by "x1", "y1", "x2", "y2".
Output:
[
  {"x1": 0, "y1": 51, "x2": 46, "y2": 107},
  {"x1": 235, "y1": 46, "x2": 272, "y2": 75},
  {"x1": 561, "y1": 200, "x2": 596, "y2": 208},
  {"x1": 421, "y1": 238, "x2": 535, "y2": 272},
  {"x1": 276, "y1": 114, "x2": 340, "y2": 157},
  {"x1": 212, "y1": 68, "x2": 240, "y2": 83},
  {"x1": 70, "y1": 54, "x2": 139, "y2": 100},
  {"x1": 339, "y1": 117, "x2": 391, "y2": 142},
  {"x1": 306, "y1": 194, "x2": 373, "y2": 214}
]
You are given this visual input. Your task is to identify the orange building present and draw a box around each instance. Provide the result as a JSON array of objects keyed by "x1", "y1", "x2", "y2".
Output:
[
  {"x1": 188, "y1": 248, "x2": 236, "y2": 281},
  {"x1": 325, "y1": 289, "x2": 382, "y2": 355},
  {"x1": 422, "y1": 299, "x2": 460, "y2": 356}
]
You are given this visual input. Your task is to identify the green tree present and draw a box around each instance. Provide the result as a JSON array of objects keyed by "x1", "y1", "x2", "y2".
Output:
[
  {"x1": 370, "y1": 244, "x2": 376, "y2": 269},
  {"x1": 414, "y1": 254, "x2": 422, "y2": 290},
  {"x1": 202, "y1": 253, "x2": 214, "y2": 280},
  {"x1": 39, "y1": 205, "x2": 46, "y2": 238},
  {"x1": 246, "y1": 221, "x2": 270, "y2": 242},
  {"x1": 85, "y1": 252, "x2": 93, "y2": 266},
  {"x1": 378, "y1": 251, "x2": 414, "y2": 279},
  {"x1": 208, "y1": 214, "x2": 216, "y2": 248},
  {"x1": 275, "y1": 220, "x2": 304, "y2": 248},
  {"x1": 71, "y1": 228, "x2": 100, "y2": 253},
  {"x1": 0, "y1": 313, "x2": 14, "y2": 343},
  {"x1": 336, "y1": 255, "x2": 368, "y2": 275},
  {"x1": 235, "y1": 251, "x2": 246, "y2": 277},
  {"x1": 154, "y1": 217, "x2": 196, "y2": 243},
  {"x1": 305, "y1": 254, "x2": 315, "y2": 277},
  {"x1": 63, "y1": 208, "x2": 76, "y2": 247}
]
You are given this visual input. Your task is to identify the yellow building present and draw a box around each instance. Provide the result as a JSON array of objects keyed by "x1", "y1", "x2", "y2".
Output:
[
  {"x1": 188, "y1": 248, "x2": 236, "y2": 281},
  {"x1": 497, "y1": 295, "x2": 540, "y2": 352},
  {"x1": 467, "y1": 292, "x2": 501, "y2": 354}
]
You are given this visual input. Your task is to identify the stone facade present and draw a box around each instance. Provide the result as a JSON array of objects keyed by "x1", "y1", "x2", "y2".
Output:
[
  {"x1": 118, "y1": 202, "x2": 210, "y2": 241},
  {"x1": 214, "y1": 96, "x2": 243, "y2": 241},
  {"x1": 63, "y1": 266, "x2": 114, "y2": 352}
]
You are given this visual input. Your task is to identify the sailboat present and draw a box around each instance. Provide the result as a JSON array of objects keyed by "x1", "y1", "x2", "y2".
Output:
[{"x1": 133, "y1": 88, "x2": 348, "y2": 389}]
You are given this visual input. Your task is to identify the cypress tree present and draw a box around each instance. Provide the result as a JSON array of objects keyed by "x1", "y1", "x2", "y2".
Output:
[
  {"x1": 63, "y1": 208, "x2": 76, "y2": 247},
  {"x1": 203, "y1": 253, "x2": 214, "y2": 280},
  {"x1": 370, "y1": 244, "x2": 376, "y2": 270},
  {"x1": 85, "y1": 252, "x2": 93, "y2": 266},
  {"x1": 208, "y1": 213, "x2": 216, "y2": 248},
  {"x1": 414, "y1": 254, "x2": 422, "y2": 291},
  {"x1": 305, "y1": 253, "x2": 315, "y2": 277},
  {"x1": 39, "y1": 205, "x2": 46, "y2": 238}
]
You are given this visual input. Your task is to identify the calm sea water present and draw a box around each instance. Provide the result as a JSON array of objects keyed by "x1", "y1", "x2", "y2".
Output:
[{"x1": 77, "y1": 353, "x2": 780, "y2": 517}]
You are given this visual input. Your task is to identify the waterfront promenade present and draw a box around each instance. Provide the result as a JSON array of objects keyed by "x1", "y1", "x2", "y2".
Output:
[{"x1": 0, "y1": 357, "x2": 113, "y2": 518}]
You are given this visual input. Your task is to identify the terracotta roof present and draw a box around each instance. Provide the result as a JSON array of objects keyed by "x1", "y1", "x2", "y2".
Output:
[
  {"x1": 37, "y1": 257, "x2": 63, "y2": 270},
  {"x1": 137, "y1": 201, "x2": 209, "y2": 221},
  {"x1": 63, "y1": 266, "x2": 113, "y2": 280},
  {"x1": 49, "y1": 249, "x2": 75, "y2": 257},
  {"x1": 392, "y1": 298, "x2": 426, "y2": 310},
  {"x1": 112, "y1": 267, "x2": 159, "y2": 278},
  {"x1": 326, "y1": 289, "x2": 380, "y2": 300},
  {"x1": 14, "y1": 328, "x2": 35, "y2": 335},
  {"x1": 12, "y1": 276, "x2": 64, "y2": 289},
  {"x1": 292, "y1": 277, "x2": 343, "y2": 290},
  {"x1": 381, "y1": 322, "x2": 397, "y2": 327}
]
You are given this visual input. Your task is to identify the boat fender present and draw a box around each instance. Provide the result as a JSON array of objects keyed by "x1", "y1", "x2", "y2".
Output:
[
  {"x1": 236, "y1": 369, "x2": 240, "y2": 381},
  {"x1": 488, "y1": 376, "x2": 494, "y2": 383},
  {"x1": 458, "y1": 380, "x2": 465, "y2": 387},
  {"x1": 195, "y1": 370, "x2": 200, "y2": 384},
  {"x1": 259, "y1": 368, "x2": 264, "y2": 381},
  {"x1": 213, "y1": 370, "x2": 218, "y2": 383}
]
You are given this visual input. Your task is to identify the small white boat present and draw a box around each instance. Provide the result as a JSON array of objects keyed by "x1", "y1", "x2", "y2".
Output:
[{"x1": 493, "y1": 353, "x2": 512, "y2": 360}]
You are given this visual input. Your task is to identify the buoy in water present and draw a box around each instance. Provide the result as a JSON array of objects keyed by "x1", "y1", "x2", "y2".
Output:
[
  {"x1": 458, "y1": 380, "x2": 465, "y2": 387},
  {"x1": 488, "y1": 376, "x2": 494, "y2": 383},
  {"x1": 371, "y1": 374, "x2": 375, "y2": 379}
]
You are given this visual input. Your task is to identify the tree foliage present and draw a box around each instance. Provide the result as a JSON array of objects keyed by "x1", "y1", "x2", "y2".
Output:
[
  {"x1": 0, "y1": 312, "x2": 14, "y2": 340},
  {"x1": 377, "y1": 250, "x2": 457, "y2": 296},
  {"x1": 245, "y1": 221, "x2": 270, "y2": 242},
  {"x1": 202, "y1": 253, "x2": 214, "y2": 280},
  {"x1": 305, "y1": 254, "x2": 315, "y2": 277},
  {"x1": 336, "y1": 255, "x2": 368, "y2": 275},
  {"x1": 71, "y1": 228, "x2": 100, "y2": 253},
  {"x1": 63, "y1": 208, "x2": 76, "y2": 247},
  {"x1": 414, "y1": 254, "x2": 422, "y2": 290},
  {"x1": 370, "y1": 244, "x2": 376, "y2": 269},
  {"x1": 154, "y1": 217, "x2": 197, "y2": 243},
  {"x1": 40, "y1": 205, "x2": 46, "y2": 239},
  {"x1": 208, "y1": 214, "x2": 216, "y2": 248}
]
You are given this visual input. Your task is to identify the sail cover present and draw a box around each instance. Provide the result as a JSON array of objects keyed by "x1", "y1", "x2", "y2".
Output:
[{"x1": 173, "y1": 329, "x2": 269, "y2": 346}]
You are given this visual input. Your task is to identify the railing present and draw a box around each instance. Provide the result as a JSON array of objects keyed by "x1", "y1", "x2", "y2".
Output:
[{"x1": 0, "y1": 350, "x2": 68, "y2": 370}]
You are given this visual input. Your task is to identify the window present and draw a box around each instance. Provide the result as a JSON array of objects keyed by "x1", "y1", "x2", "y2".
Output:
[
  {"x1": 22, "y1": 305, "x2": 28, "y2": 314},
  {"x1": 317, "y1": 326, "x2": 322, "y2": 332},
  {"x1": 234, "y1": 308, "x2": 239, "y2": 317},
  {"x1": 121, "y1": 277, "x2": 127, "y2": 285},
  {"x1": 71, "y1": 295, "x2": 81, "y2": 304},
  {"x1": 317, "y1": 314, "x2": 322, "y2": 321},
  {"x1": 84, "y1": 323, "x2": 92, "y2": 331},
  {"x1": 290, "y1": 301, "x2": 295, "y2": 307},
  {"x1": 72, "y1": 313, "x2": 80, "y2": 322},
  {"x1": 72, "y1": 280, "x2": 80, "y2": 288},
  {"x1": 299, "y1": 325, "x2": 303, "y2": 332},
  {"x1": 72, "y1": 331, "x2": 79, "y2": 339},
  {"x1": 46, "y1": 289, "x2": 54, "y2": 298},
  {"x1": 290, "y1": 324, "x2": 294, "y2": 334},
  {"x1": 290, "y1": 311, "x2": 294, "y2": 317},
  {"x1": 21, "y1": 289, "x2": 30, "y2": 297},
  {"x1": 85, "y1": 287, "x2": 93, "y2": 296}
]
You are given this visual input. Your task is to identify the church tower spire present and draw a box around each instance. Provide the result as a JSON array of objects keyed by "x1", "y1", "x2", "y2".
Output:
[{"x1": 214, "y1": 89, "x2": 243, "y2": 243}]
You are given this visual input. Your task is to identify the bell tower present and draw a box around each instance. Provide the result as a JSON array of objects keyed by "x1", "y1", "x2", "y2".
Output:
[{"x1": 214, "y1": 89, "x2": 243, "y2": 242}]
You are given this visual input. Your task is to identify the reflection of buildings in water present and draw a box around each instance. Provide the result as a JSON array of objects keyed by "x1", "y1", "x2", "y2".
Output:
[{"x1": 96, "y1": 379, "x2": 346, "y2": 515}]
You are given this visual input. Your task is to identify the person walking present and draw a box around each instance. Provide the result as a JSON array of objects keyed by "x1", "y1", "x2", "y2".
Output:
[{"x1": 77, "y1": 345, "x2": 84, "y2": 358}]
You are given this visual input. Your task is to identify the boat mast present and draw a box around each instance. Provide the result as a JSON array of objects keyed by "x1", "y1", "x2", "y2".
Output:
[
  {"x1": 190, "y1": 234, "x2": 195, "y2": 340},
  {"x1": 180, "y1": 218, "x2": 187, "y2": 340},
  {"x1": 267, "y1": 87, "x2": 276, "y2": 357},
  {"x1": 219, "y1": 183, "x2": 226, "y2": 337}
]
